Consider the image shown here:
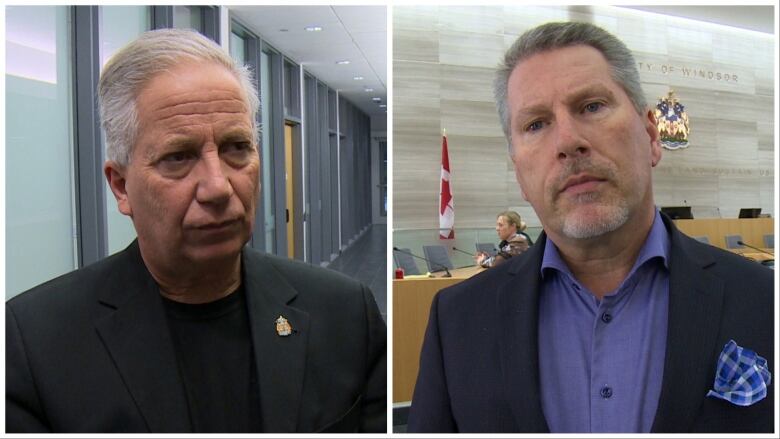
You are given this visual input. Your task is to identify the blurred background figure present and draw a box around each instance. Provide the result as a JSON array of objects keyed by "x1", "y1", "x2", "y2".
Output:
[{"x1": 476, "y1": 211, "x2": 529, "y2": 268}]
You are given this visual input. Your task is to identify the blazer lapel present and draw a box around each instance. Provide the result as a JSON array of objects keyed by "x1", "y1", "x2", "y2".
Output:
[
  {"x1": 498, "y1": 235, "x2": 550, "y2": 432},
  {"x1": 242, "y1": 249, "x2": 310, "y2": 432},
  {"x1": 651, "y1": 219, "x2": 724, "y2": 432},
  {"x1": 94, "y1": 241, "x2": 191, "y2": 433}
]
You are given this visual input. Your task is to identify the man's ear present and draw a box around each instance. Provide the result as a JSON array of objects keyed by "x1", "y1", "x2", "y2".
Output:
[
  {"x1": 645, "y1": 109, "x2": 662, "y2": 167},
  {"x1": 104, "y1": 161, "x2": 132, "y2": 216}
]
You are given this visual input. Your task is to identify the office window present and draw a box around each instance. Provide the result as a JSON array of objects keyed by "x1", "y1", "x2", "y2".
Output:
[
  {"x1": 100, "y1": 6, "x2": 151, "y2": 255},
  {"x1": 229, "y1": 31, "x2": 246, "y2": 63},
  {"x1": 173, "y1": 5, "x2": 202, "y2": 31},
  {"x1": 380, "y1": 140, "x2": 387, "y2": 217},
  {"x1": 260, "y1": 51, "x2": 276, "y2": 253},
  {"x1": 5, "y1": 6, "x2": 76, "y2": 298}
]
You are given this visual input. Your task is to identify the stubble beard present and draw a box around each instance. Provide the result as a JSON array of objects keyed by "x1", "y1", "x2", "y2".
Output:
[
  {"x1": 550, "y1": 159, "x2": 631, "y2": 240},
  {"x1": 560, "y1": 195, "x2": 630, "y2": 239}
]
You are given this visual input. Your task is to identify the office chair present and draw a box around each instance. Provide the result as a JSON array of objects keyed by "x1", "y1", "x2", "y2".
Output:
[
  {"x1": 393, "y1": 248, "x2": 422, "y2": 275},
  {"x1": 763, "y1": 234, "x2": 774, "y2": 249},
  {"x1": 475, "y1": 242, "x2": 498, "y2": 257},
  {"x1": 724, "y1": 235, "x2": 743, "y2": 249},
  {"x1": 692, "y1": 236, "x2": 710, "y2": 244},
  {"x1": 422, "y1": 245, "x2": 454, "y2": 273}
]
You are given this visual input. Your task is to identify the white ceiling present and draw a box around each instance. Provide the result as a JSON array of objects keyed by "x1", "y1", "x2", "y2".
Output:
[
  {"x1": 619, "y1": 5, "x2": 775, "y2": 34},
  {"x1": 229, "y1": 5, "x2": 387, "y2": 118}
]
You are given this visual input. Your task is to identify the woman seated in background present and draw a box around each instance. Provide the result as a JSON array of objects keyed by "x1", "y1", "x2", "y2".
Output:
[{"x1": 476, "y1": 210, "x2": 530, "y2": 268}]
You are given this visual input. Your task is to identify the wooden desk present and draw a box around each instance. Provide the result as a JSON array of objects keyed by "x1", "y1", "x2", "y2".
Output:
[
  {"x1": 674, "y1": 218, "x2": 773, "y2": 250},
  {"x1": 393, "y1": 265, "x2": 485, "y2": 402}
]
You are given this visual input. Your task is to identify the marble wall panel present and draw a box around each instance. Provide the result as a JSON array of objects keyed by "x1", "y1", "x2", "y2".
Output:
[
  {"x1": 440, "y1": 99, "x2": 503, "y2": 137},
  {"x1": 652, "y1": 173, "x2": 681, "y2": 207},
  {"x1": 756, "y1": 122, "x2": 775, "y2": 151},
  {"x1": 672, "y1": 175, "x2": 720, "y2": 208},
  {"x1": 759, "y1": 176, "x2": 775, "y2": 217},
  {"x1": 438, "y1": 6, "x2": 503, "y2": 35},
  {"x1": 394, "y1": 60, "x2": 440, "y2": 94},
  {"x1": 712, "y1": 30, "x2": 770, "y2": 69},
  {"x1": 392, "y1": 5, "x2": 439, "y2": 32},
  {"x1": 501, "y1": 6, "x2": 569, "y2": 37},
  {"x1": 439, "y1": 65, "x2": 496, "y2": 103},
  {"x1": 713, "y1": 91, "x2": 770, "y2": 124},
  {"x1": 394, "y1": 28, "x2": 439, "y2": 63},
  {"x1": 614, "y1": 13, "x2": 668, "y2": 55},
  {"x1": 715, "y1": 120, "x2": 759, "y2": 171},
  {"x1": 718, "y1": 176, "x2": 763, "y2": 218},
  {"x1": 666, "y1": 25, "x2": 714, "y2": 64},
  {"x1": 439, "y1": 30, "x2": 505, "y2": 68}
]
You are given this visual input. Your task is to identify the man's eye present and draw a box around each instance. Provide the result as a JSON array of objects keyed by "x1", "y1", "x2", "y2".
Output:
[
  {"x1": 222, "y1": 142, "x2": 252, "y2": 154},
  {"x1": 584, "y1": 102, "x2": 603, "y2": 113},
  {"x1": 526, "y1": 120, "x2": 544, "y2": 132},
  {"x1": 162, "y1": 151, "x2": 196, "y2": 163},
  {"x1": 221, "y1": 142, "x2": 254, "y2": 166}
]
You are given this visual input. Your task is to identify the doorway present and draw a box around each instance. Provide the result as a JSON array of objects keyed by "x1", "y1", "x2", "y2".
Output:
[{"x1": 284, "y1": 123, "x2": 295, "y2": 258}]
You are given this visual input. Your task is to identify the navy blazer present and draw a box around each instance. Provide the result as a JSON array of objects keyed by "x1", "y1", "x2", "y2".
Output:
[
  {"x1": 6, "y1": 241, "x2": 387, "y2": 433},
  {"x1": 408, "y1": 214, "x2": 774, "y2": 433}
]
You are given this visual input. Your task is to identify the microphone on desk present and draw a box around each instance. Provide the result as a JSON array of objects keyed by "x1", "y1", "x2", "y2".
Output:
[
  {"x1": 737, "y1": 241, "x2": 774, "y2": 255},
  {"x1": 393, "y1": 247, "x2": 452, "y2": 277},
  {"x1": 737, "y1": 241, "x2": 774, "y2": 268},
  {"x1": 452, "y1": 247, "x2": 477, "y2": 257}
]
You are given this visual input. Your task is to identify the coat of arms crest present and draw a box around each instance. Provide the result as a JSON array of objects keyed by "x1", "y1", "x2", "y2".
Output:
[{"x1": 654, "y1": 89, "x2": 690, "y2": 150}]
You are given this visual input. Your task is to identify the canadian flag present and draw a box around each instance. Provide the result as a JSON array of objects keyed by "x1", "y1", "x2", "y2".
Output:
[{"x1": 439, "y1": 131, "x2": 455, "y2": 239}]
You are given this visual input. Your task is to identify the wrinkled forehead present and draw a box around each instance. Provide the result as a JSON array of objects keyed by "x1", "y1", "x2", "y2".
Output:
[
  {"x1": 508, "y1": 45, "x2": 614, "y2": 99},
  {"x1": 138, "y1": 62, "x2": 245, "y2": 103},
  {"x1": 135, "y1": 64, "x2": 251, "y2": 127}
]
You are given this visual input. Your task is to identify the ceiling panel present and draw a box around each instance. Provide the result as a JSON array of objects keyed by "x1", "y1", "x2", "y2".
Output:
[{"x1": 230, "y1": 5, "x2": 387, "y2": 117}]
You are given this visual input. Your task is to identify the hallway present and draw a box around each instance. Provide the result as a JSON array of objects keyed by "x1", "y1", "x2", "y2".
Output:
[{"x1": 327, "y1": 224, "x2": 387, "y2": 321}]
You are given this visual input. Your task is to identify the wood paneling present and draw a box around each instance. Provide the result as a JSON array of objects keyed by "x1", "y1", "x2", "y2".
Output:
[
  {"x1": 393, "y1": 266, "x2": 485, "y2": 402},
  {"x1": 673, "y1": 218, "x2": 773, "y2": 249}
]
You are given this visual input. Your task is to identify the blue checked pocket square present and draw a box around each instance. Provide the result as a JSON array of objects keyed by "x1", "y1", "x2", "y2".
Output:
[{"x1": 706, "y1": 340, "x2": 772, "y2": 406}]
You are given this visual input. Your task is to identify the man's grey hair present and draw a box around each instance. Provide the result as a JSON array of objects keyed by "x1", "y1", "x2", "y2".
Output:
[
  {"x1": 98, "y1": 28, "x2": 260, "y2": 166},
  {"x1": 494, "y1": 21, "x2": 646, "y2": 145}
]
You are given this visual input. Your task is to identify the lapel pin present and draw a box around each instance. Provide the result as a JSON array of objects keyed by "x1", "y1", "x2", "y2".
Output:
[{"x1": 275, "y1": 315, "x2": 292, "y2": 337}]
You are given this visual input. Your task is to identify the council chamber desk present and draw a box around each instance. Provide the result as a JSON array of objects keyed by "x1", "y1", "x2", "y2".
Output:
[
  {"x1": 393, "y1": 265, "x2": 484, "y2": 402},
  {"x1": 673, "y1": 217, "x2": 773, "y2": 250}
]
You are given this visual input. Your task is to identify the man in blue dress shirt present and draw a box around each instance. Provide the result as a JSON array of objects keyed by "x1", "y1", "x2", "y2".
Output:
[{"x1": 407, "y1": 22, "x2": 773, "y2": 433}]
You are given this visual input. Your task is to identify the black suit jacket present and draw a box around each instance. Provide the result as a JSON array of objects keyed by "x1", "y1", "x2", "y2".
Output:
[
  {"x1": 6, "y1": 241, "x2": 386, "y2": 433},
  {"x1": 408, "y1": 215, "x2": 774, "y2": 433}
]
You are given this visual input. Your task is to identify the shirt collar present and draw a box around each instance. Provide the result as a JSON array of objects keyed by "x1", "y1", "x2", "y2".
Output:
[{"x1": 540, "y1": 209, "x2": 671, "y2": 280}]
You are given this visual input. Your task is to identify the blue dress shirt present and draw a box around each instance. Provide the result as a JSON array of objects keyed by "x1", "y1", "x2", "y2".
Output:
[{"x1": 538, "y1": 210, "x2": 671, "y2": 432}]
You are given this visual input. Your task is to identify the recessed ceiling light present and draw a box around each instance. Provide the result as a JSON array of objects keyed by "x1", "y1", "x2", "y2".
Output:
[
  {"x1": 304, "y1": 26, "x2": 322, "y2": 32},
  {"x1": 379, "y1": 104, "x2": 387, "y2": 108},
  {"x1": 364, "y1": 88, "x2": 374, "y2": 92},
  {"x1": 372, "y1": 97, "x2": 382, "y2": 102},
  {"x1": 353, "y1": 76, "x2": 364, "y2": 80},
  {"x1": 336, "y1": 60, "x2": 350, "y2": 65}
]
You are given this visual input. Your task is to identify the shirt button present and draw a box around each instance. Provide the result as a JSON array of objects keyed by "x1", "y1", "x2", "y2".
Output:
[
  {"x1": 601, "y1": 312, "x2": 613, "y2": 323},
  {"x1": 600, "y1": 386, "x2": 613, "y2": 399}
]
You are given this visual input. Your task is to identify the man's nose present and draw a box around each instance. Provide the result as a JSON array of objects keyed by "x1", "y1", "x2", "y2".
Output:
[
  {"x1": 553, "y1": 112, "x2": 590, "y2": 161},
  {"x1": 195, "y1": 152, "x2": 233, "y2": 204}
]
